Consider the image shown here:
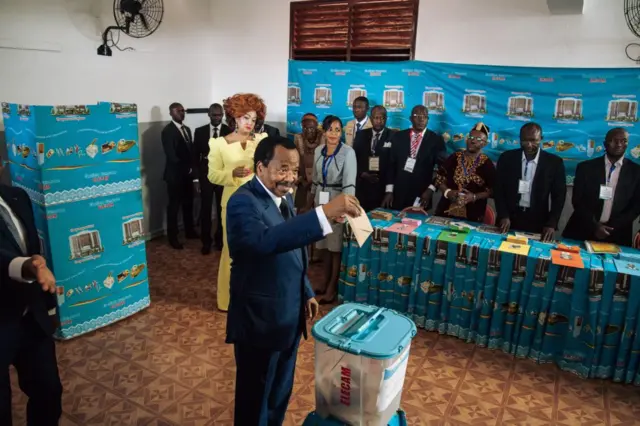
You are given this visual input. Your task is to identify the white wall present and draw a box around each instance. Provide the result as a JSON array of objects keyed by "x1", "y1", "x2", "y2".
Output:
[{"x1": 0, "y1": 0, "x2": 215, "y2": 124}]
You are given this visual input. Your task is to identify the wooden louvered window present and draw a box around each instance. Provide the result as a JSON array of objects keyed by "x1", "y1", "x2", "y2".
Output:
[{"x1": 290, "y1": 0, "x2": 419, "y2": 62}]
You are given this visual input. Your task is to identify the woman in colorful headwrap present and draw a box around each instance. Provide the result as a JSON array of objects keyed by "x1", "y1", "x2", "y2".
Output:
[
  {"x1": 294, "y1": 113, "x2": 324, "y2": 211},
  {"x1": 434, "y1": 122, "x2": 496, "y2": 222}
]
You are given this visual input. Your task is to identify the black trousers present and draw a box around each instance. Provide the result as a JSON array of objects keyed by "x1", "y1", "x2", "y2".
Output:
[
  {"x1": 200, "y1": 177, "x2": 224, "y2": 248},
  {"x1": 233, "y1": 335, "x2": 301, "y2": 426},
  {"x1": 0, "y1": 312, "x2": 62, "y2": 426},
  {"x1": 166, "y1": 176, "x2": 195, "y2": 241}
]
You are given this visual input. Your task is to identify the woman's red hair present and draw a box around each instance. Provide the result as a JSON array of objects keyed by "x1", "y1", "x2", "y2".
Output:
[{"x1": 223, "y1": 93, "x2": 266, "y2": 121}]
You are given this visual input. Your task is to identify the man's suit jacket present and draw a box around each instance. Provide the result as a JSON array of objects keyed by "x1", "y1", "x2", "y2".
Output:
[
  {"x1": 225, "y1": 178, "x2": 325, "y2": 351},
  {"x1": 262, "y1": 124, "x2": 281, "y2": 139},
  {"x1": 193, "y1": 123, "x2": 231, "y2": 181},
  {"x1": 161, "y1": 122, "x2": 194, "y2": 183},
  {"x1": 0, "y1": 185, "x2": 58, "y2": 336},
  {"x1": 494, "y1": 148, "x2": 566, "y2": 230},
  {"x1": 386, "y1": 129, "x2": 446, "y2": 210},
  {"x1": 344, "y1": 118, "x2": 373, "y2": 147},
  {"x1": 353, "y1": 127, "x2": 394, "y2": 211},
  {"x1": 563, "y1": 156, "x2": 640, "y2": 246}
]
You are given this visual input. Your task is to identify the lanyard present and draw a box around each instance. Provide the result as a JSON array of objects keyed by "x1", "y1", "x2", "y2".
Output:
[
  {"x1": 523, "y1": 160, "x2": 533, "y2": 180},
  {"x1": 322, "y1": 143, "x2": 342, "y2": 188},
  {"x1": 461, "y1": 153, "x2": 481, "y2": 177},
  {"x1": 607, "y1": 164, "x2": 617, "y2": 185}
]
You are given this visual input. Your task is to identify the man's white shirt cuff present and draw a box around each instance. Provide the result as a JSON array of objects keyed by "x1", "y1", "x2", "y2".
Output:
[
  {"x1": 315, "y1": 206, "x2": 333, "y2": 236},
  {"x1": 9, "y1": 257, "x2": 33, "y2": 283},
  {"x1": 385, "y1": 184, "x2": 394, "y2": 193}
]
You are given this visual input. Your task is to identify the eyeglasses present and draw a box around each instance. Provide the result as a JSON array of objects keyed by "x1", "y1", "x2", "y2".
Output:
[
  {"x1": 467, "y1": 136, "x2": 487, "y2": 143},
  {"x1": 412, "y1": 114, "x2": 428, "y2": 119}
]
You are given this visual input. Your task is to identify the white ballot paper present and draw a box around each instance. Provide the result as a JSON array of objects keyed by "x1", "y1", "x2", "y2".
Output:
[{"x1": 346, "y1": 207, "x2": 373, "y2": 247}]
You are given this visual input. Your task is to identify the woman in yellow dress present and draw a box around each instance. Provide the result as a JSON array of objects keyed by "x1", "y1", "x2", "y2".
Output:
[{"x1": 208, "y1": 93, "x2": 267, "y2": 311}]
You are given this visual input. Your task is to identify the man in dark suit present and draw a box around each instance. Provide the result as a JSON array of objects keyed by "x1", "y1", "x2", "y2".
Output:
[
  {"x1": 193, "y1": 103, "x2": 231, "y2": 255},
  {"x1": 494, "y1": 122, "x2": 566, "y2": 241},
  {"x1": 225, "y1": 136, "x2": 360, "y2": 426},
  {"x1": 353, "y1": 105, "x2": 394, "y2": 212},
  {"x1": 0, "y1": 160, "x2": 62, "y2": 426},
  {"x1": 161, "y1": 102, "x2": 198, "y2": 250},
  {"x1": 255, "y1": 119, "x2": 281, "y2": 138},
  {"x1": 382, "y1": 105, "x2": 446, "y2": 210},
  {"x1": 564, "y1": 128, "x2": 640, "y2": 246}
]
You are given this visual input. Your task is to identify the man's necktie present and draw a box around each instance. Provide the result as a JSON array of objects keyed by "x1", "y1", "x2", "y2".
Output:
[
  {"x1": 213, "y1": 127, "x2": 219, "y2": 139},
  {"x1": 0, "y1": 203, "x2": 26, "y2": 254},
  {"x1": 356, "y1": 123, "x2": 362, "y2": 133},
  {"x1": 410, "y1": 131, "x2": 422, "y2": 158},
  {"x1": 280, "y1": 200, "x2": 291, "y2": 220},
  {"x1": 372, "y1": 132, "x2": 380, "y2": 155},
  {"x1": 181, "y1": 126, "x2": 191, "y2": 144}
]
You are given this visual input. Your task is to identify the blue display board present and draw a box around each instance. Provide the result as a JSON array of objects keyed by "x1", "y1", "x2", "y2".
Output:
[
  {"x1": 287, "y1": 61, "x2": 640, "y2": 184},
  {"x1": 1, "y1": 101, "x2": 149, "y2": 339}
]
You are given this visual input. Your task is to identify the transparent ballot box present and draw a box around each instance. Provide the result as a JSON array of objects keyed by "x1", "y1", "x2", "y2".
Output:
[{"x1": 312, "y1": 303, "x2": 417, "y2": 426}]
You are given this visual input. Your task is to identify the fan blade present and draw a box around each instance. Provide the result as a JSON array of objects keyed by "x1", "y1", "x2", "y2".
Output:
[{"x1": 139, "y1": 13, "x2": 150, "y2": 31}]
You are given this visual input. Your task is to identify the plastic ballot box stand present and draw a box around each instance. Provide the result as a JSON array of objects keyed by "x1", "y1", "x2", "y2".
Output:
[
  {"x1": 311, "y1": 303, "x2": 417, "y2": 426},
  {"x1": 302, "y1": 409, "x2": 408, "y2": 426}
]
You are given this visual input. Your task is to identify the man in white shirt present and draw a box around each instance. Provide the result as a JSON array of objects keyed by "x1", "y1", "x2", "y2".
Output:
[
  {"x1": 494, "y1": 122, "x2": 566, "y2": 241},
  {"x1": 193, "y1": 103, "x2": 232, "y2": 254},
  {"x1": 0, "y1": 158, "x2": 62, "y2": 425},
  {"x1": 344, "y1": 96, "x2": 372, "y2": 147},
  {"x1": 564, "y1": 127, "x2": 640, "y2": 246},
  {"x1": 224, "y1": 136, "x2": 360, "y2": 426}
]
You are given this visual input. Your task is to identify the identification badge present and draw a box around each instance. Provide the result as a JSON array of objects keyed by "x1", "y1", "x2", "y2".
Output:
[
  {"x1": 518, "y1": 180, "x2": 531, "y2": 194},
  {"x1": 369, "y1": 157, "x2": 380, "y2": 172},
  {"x1": 404, "y1": 158, "x2": 416, "y2": 173},
  {"x1": 599, "y1": 185, "x2": 613, "y2": 200},
  {"x1": 319, "y1": 191, "x2": 330, "y2": 205}
]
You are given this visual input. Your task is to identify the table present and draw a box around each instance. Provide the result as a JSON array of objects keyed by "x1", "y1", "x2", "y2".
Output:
[{"x1": 338, "y1": 211, "x2": 640, "y2": 384}]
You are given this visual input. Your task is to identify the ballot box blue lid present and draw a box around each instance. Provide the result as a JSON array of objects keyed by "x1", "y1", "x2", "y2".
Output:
[{"x1": 312, "y1": 303, "x2": 417, "y2": 360}]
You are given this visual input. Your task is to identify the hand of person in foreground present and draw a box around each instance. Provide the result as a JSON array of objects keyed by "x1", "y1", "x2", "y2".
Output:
[
  {"x1": 23, "y1": 255, "x2": 56, "y2": 293},
  {"x1": 322, "y1": 194, "x2": 361, "y2": 220},
  {"x1": 306, "y1": 297, "x2": 319, "y2": 320}
]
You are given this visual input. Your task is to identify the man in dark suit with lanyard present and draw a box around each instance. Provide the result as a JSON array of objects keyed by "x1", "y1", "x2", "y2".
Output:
[
  {"x1": 161, "y1": 102, "x2": 198, "y2": 250},
  {"x1": 564, "y1": 127, "x2": 640, "y2": 246},
  {"x1": 353, "y1": 105, "x2": 394, "y2": 212},
  {"x1": 0, "y1": 156, "x2": 62, "y2": 426},
  {"x1": 225, "y1": 136, "x2": 360, "y2": 425},
  {"x1": 382, "y1": 105, "x2": 446, "y2": 210},
  {"x1": 193, "y1": 103, "x2": 232, "y2": 255},
  {"x1": 494, "y1": 122, "x2": 566, "y2": 241}
]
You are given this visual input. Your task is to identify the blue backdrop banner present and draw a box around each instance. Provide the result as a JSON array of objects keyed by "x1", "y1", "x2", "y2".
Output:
[
  {"x1": 287, "y1": 60, "x2": 640, "y2": 184},
  {"x1": 1, "y1": 101, "x2": 150, "y2": 339}
]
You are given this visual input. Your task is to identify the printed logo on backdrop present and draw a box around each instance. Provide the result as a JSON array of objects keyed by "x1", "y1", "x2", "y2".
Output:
[
  {"x1": 332, "y1": 68, "x2": 351, "y2": 77},
  {"x1": 347, "y1": 85, "x2": 367, "y2": 106},
  {"x1": 109, "y1": 103, "x2": 137, "y2": 119},
  {"x1": 384, "y1": 85, "x2": 405, "y2": 111},
  {"x1": 463, "y1": 90, "x2": 487, "y2": 117},
  {"x1": 1, "y1": 102, "x2": 10, "y2": 117},
  {"x1": 287, "y1": 83, "x2": 301, "y2": 106},
  {"x1": 18, "y1": 104, "x2": 31, "y2": 121},
  {"x1": 122, "y1": 212, "x2": 145, "y2": 247},
  {"x1": 314, "y1": 84, "x2": 333, "y2": 108},
  {"x1": 51, "y1": 105, "x2": 90, "y2": 122},
  {"x1": 507, "y1": 93, "x2": 534, "y2": 122},
  {"x1": 423, "y1": 87, "x2": 445, "y2": 115}
]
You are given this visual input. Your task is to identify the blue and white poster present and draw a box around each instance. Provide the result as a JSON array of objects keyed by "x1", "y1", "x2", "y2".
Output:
[
  {"x1": 1, "y1": 101, "x2": 150, "y2": 339},
  {"x1": 287, "y1": 61, "x2": 640, "y2": 184}
]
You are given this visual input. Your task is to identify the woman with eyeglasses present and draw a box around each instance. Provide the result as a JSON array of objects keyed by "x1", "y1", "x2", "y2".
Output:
[
  {"x1": 434, "y1": 122, "x2": 496, "y2": 222},
  {"x1": 307, "y1": 115, "x2": 357, "y2": 303}
]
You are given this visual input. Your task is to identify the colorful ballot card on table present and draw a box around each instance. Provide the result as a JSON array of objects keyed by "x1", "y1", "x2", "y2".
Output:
[
  {"x1": 613, "y1": 258, "x2": 640, "y2": 277},
  {"x1": 437, "y1": 229, "x2": 469, "y2": 245},
  {"x1": 584, "y1": 240, "x2": 621, "y2": 255},
  {"x1": 551, "y1": 245, "x2": 585, "y2": 269},
  {"x1": 385, "y1": 222, "x2": 420, "y2": 235},
  {"x1": 426, "y1": 216, "x2": 451, "y2": 227},
  {"x1": 477, "y1": 225, "x2": 506, "y2": 235},
  {"x1": 498, "y1": 235, "x2": 531, "y2": 256}
]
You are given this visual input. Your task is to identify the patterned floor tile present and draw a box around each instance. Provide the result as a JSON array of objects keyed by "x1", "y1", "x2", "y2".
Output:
[{"x1": 9, "y1": 239, "x2": 640, "y2": 425}]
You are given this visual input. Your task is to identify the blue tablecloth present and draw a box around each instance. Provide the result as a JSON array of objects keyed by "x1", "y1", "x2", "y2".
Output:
[{"x1": 339, "y1": 211, "x2": 640, "y2": 384}]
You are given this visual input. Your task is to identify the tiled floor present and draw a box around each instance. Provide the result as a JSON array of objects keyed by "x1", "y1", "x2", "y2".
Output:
[{"x1": 10, "y1": 239, "x2": 640, "y2": 425}]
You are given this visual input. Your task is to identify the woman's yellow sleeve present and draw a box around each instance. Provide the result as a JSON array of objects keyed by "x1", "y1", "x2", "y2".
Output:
[{"x1": 208, "y1": 138, "x2": 238, "y2": 186}]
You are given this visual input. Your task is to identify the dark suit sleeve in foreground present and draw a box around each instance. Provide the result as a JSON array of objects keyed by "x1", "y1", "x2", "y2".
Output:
[
  {"x1": 570, "y1": 161, "x2": 598, "y2": 236},
  {"x1": 226, "y1": 193, "x2": 325, "y2": 257},
  {"x1": 546, "y1": 156, "x2": 567, "y2": 229},
  {"x1": 608, "y1": 163, "x2": 640, "y2": 231},
  {"x1": 161, "y1": 127, "x2": 180, "y2": 165}
]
